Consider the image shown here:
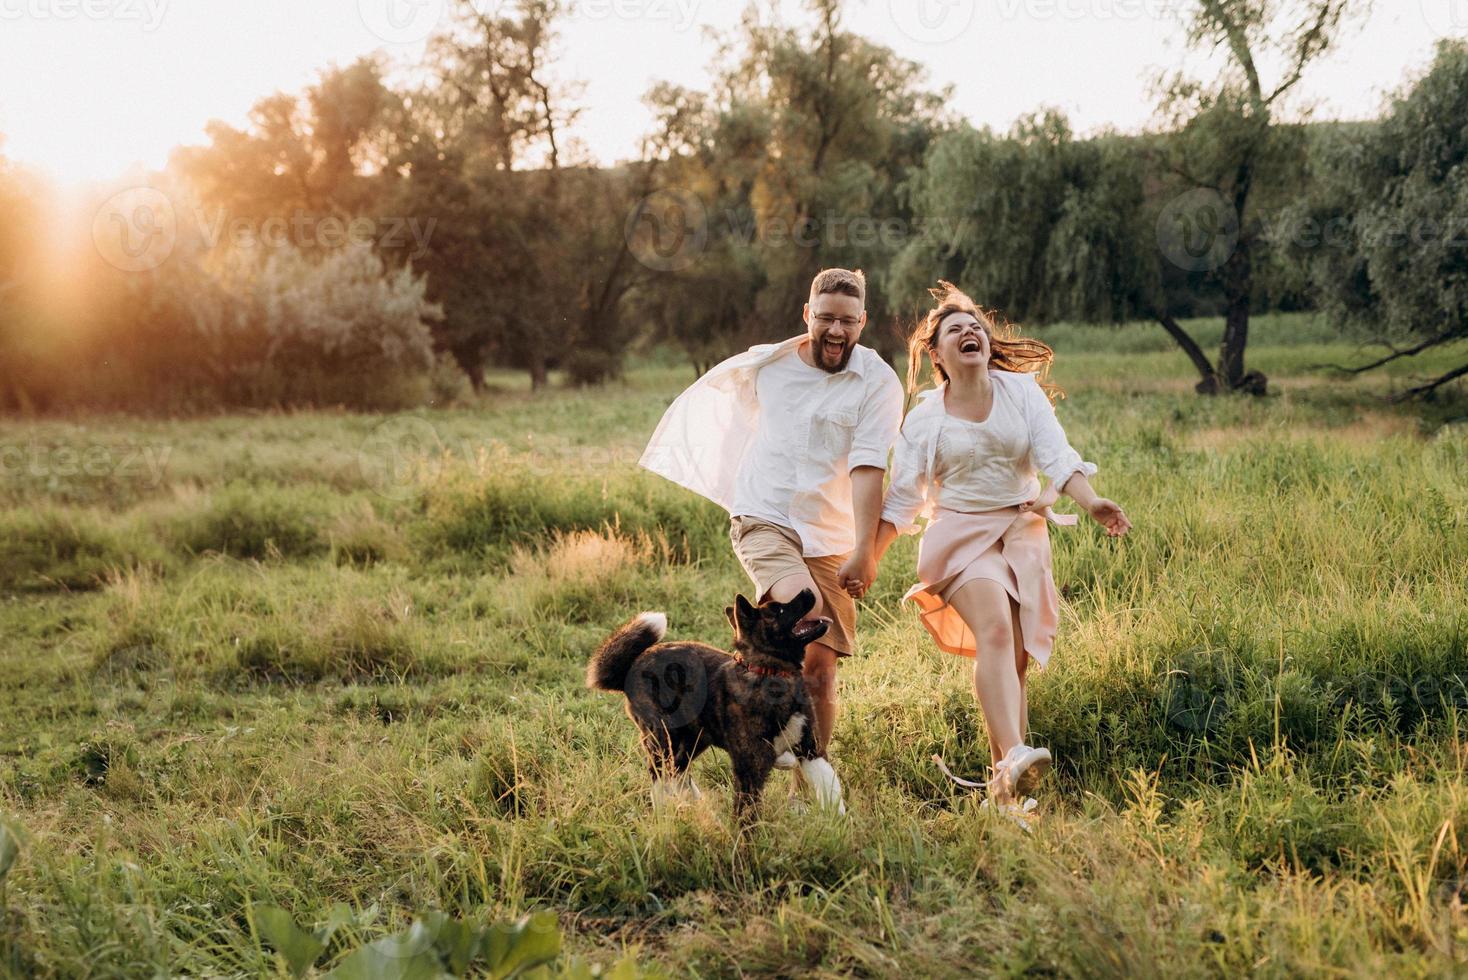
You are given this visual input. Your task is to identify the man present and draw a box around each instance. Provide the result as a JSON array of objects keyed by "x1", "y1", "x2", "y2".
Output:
[{"x1": 640, "y1": 268, "x2": 905, "y2": 772}]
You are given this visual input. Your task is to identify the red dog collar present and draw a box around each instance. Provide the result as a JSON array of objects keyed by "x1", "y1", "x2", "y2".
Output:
[{"x1": 741, "y1": 662, "x2": 798, "y2": 679}]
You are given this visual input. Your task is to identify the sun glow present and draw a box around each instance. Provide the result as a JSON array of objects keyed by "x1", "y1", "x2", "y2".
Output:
[{"x1": 0, "y1": 1, "x2": 1455, "y2": 188}]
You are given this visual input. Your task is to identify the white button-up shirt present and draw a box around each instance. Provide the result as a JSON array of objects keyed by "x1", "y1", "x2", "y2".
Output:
[{"x1": 640, "y1": 335, "x2": 904, "y2": 557}]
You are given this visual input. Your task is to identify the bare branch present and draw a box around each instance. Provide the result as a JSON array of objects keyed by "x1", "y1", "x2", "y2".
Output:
[
  {"x1": 1391, "y1": 361, "x2": 1468, "y2": 402},
  {"x1": 1309, "y1": 330, "x2": 1466, "y2": 375}
]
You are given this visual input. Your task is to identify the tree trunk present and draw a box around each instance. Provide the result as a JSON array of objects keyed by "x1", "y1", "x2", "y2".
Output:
[
  {"x1": 451, "y1": 346, "x2": 487, "y2": 394},
  {"x1": 528, "y1": 352, "x2": 548, "y2": 391},
  {"x1": 1217, "y1": 243, "x2": 1267, "y2": 395},
  {"x1": 1156, "y1": 313, "x2": 1220, "y2": 394}
]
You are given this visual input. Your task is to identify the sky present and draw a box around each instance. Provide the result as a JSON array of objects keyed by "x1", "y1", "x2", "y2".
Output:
[{"x1": 0, "y1": 0, "x2": 1462, "y2": 187}]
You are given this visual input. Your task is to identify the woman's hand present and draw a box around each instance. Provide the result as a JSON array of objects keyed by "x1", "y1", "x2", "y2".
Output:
[
  {"x1": 1086, "y1": 498, "x2": 1132, "y2": 537},
  {"x1": 838, "y1": 549, "x2": 878, "y2": 598}
]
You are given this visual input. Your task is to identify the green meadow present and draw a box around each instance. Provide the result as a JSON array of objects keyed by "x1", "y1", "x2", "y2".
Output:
[{"x1": 2, "y1": 314, "x2": 1466, "y2": 977}]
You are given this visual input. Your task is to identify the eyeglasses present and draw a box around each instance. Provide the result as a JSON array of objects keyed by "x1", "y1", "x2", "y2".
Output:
[{"x1": 813, "y1": 314, "x2": 861, "y2": 329}]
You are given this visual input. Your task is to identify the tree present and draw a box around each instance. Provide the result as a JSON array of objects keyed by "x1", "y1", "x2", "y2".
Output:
[
  {"x1": 172, "y1": 57, "x2": 398, "y2": 230},
  {"x1": 1297, "y1": 40, "x2": 1468, "y2": 399},
  {"x1": 1148, "y1": 0, "x2": 1363, "y2": 395},
  {"x1": 409, "y1": 0, "x2": 645, "y2": 389},
  {"x1": 631, "y1": 0, "x2": 950, "y2": 372},
  {"x1": 886, "y1": 117, "x2": 1154, "y2": 332}
]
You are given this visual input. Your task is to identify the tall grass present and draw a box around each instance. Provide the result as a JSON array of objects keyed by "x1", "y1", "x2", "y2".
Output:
[{"x1": 1, "y1": 314, "x2": 1465, "y2": 976}]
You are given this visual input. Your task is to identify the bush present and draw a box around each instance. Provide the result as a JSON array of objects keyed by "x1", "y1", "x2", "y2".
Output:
[
  {"x1": 0, "y1": 508, "x2": 159, "y2": 591},
  {"x1": 171, "y1": 483, "x2": 330, "y2": 560},
  {"x1": 421, "y1": 466, "x2": 726, "y2": 562}
]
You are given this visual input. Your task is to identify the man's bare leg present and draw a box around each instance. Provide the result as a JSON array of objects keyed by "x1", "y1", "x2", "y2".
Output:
[
  {"x1": 764, "y1": 572, "x2": 838, "y2": 755},
  {"x1": 801, "y1": 641, "x2": 839, "y2": 755}
]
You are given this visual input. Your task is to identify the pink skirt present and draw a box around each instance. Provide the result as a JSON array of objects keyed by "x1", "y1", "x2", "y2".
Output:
[{"x1": 902, "y1": 506, "x2": 1076, "y2": 668}]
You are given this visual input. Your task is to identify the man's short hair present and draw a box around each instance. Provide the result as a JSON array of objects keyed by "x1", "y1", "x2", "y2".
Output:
[{"x1": 810, "y1": 268, "x2": 866, "y2": 308}]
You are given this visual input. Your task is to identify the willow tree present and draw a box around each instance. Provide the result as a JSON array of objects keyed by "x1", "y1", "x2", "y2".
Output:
[
  {"x1": 1152, "y1": 0, "x2": 1364, "y2": 395},
  {"x1": 1301, "y1": 39, "x2": 1468, "y2": 400}
]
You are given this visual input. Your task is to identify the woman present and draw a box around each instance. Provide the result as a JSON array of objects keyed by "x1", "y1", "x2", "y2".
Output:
[{"x1": 873, "y1": 283, "x2": 1131, "y2": 813}]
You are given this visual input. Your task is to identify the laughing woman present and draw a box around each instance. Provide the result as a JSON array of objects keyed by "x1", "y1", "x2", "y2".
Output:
[{"x1": 872, "y1": 282, "x2": 1131, "y2": 813}]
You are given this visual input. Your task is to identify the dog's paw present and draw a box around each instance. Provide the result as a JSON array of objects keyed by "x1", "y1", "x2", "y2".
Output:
[
  {"x1": 636, "y1": 612, "x2": 668, "y2": 640},
  {"x1": 773, "y1": 751, "x2": 798, "y2": 770}
]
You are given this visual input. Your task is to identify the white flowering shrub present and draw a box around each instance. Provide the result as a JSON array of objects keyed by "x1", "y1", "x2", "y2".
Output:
[{"x1": 212, "y1": 244, "x2": 443, "y2": 409}]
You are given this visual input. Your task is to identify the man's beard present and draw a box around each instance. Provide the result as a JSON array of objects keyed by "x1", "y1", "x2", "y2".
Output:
[{"x1": 814, "y1": 334, "x2": 853, "y2": 373}]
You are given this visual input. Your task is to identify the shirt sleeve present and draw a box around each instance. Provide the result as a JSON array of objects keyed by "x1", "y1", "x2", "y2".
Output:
[
  {"x1": 880, "y1": 419, "x2": 928, "y2": 536},
  {"x1": 848, "y1": 369, "x2": 904, "y2": 472},
  {"x1": 1023, "y1": 374, "x2": 1098, "y2": 490}
]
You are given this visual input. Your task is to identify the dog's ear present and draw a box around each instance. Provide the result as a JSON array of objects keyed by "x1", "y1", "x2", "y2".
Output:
[
  {"x1": 724, "y1": 604, "x2": 738, "y2": 635},
  {"x1": 733, "y1": 594, "x2": 758, "y2": 632}
]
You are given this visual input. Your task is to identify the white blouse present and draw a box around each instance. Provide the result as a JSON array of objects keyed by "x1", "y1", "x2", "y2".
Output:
[
  {"x1": 881, "y1": 371, "x2": 1098, "y2": 533},
  {"x1": 935, "y1": 384, "x2": 1043, "y2": 512}
]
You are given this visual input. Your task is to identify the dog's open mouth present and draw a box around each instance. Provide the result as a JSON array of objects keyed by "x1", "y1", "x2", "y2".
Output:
[{"x1": 791, "y1": 617, "x2": 832, "y2": 642}]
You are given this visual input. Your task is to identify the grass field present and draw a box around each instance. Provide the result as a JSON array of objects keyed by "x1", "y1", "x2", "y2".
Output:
[{"x1": 2, "y1": 313, "x2": 1467, "y2": 978}]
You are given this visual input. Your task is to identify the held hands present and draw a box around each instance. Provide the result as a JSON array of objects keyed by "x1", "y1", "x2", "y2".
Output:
[
  {"x1": 838, "y1": 549, "x2": 877, "y2": 599},
  {"x1": 1016, "y1": 481, "x2": 1062, "y2": 515},
  {"x1": 1086, "y1": 498, "x2": 1132, "y2": 537}
]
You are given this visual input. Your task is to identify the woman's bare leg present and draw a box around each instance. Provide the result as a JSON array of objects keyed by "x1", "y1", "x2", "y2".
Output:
[
  {"x1": 947, "y1": 578, "x2": 1025, "y2": 768},
  {"x1": 1011, "y1": 596, "x2": 1030, "y2": 741}
]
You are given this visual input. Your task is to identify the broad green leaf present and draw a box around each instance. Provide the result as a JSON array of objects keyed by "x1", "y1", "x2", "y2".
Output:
[
  {"x1": 254, "y1": 904, "x2": 327, "y2": 979},
  {"x1": 324, "y1": 923, "x2": 444, "y2": 980},
  {"x1": 420, "y1": 912, "x2": 481, "y2": 976},
  {"x1": 483, "y1": 912, "x2": 560, "y2": 980}
]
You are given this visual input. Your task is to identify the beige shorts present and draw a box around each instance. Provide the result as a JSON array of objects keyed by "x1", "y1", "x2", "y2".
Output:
[{"x1": 728, "y1": 516, "x2": 857, "y2": 657}]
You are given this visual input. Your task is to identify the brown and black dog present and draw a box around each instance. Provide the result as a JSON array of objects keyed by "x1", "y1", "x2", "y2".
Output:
[{"x1": 586, "y1": 589, "x2": 846, "y2": 822}]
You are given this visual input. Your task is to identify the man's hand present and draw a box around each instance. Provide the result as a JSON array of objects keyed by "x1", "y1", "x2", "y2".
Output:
[
  {"x1": 838, "y1": 549, "x2": 877, "y2": 598},
  {"x1": 1017, "y1": 480, "x2": 1061, "y2": 514},
  {"x1": 1086, "y1": 498, "x2": 1132, "y2": 537}
]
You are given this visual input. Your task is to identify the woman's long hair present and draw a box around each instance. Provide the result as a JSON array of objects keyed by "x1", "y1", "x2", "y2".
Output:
[{"x1": 905, "y1": 281, "x2": 1063, "y2": 404}]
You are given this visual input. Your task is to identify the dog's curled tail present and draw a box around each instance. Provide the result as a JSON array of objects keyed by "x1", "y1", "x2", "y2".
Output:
[{"x1": 586, "y1": 612, "x2": 667, "y2": 692}]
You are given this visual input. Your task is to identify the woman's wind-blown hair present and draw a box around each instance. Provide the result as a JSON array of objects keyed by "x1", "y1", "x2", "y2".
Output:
[{"x1": 905, "y1": 281, "x2": 1063, "y2": 404}]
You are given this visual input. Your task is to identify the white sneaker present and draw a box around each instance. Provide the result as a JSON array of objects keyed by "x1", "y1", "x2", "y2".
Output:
[
  {"x1": 980, "y1": 796, "x2": 1040, "y2": 831},
  {"x1": 1000, "y1": 744, "x2": 1052, "y2": 799}
]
